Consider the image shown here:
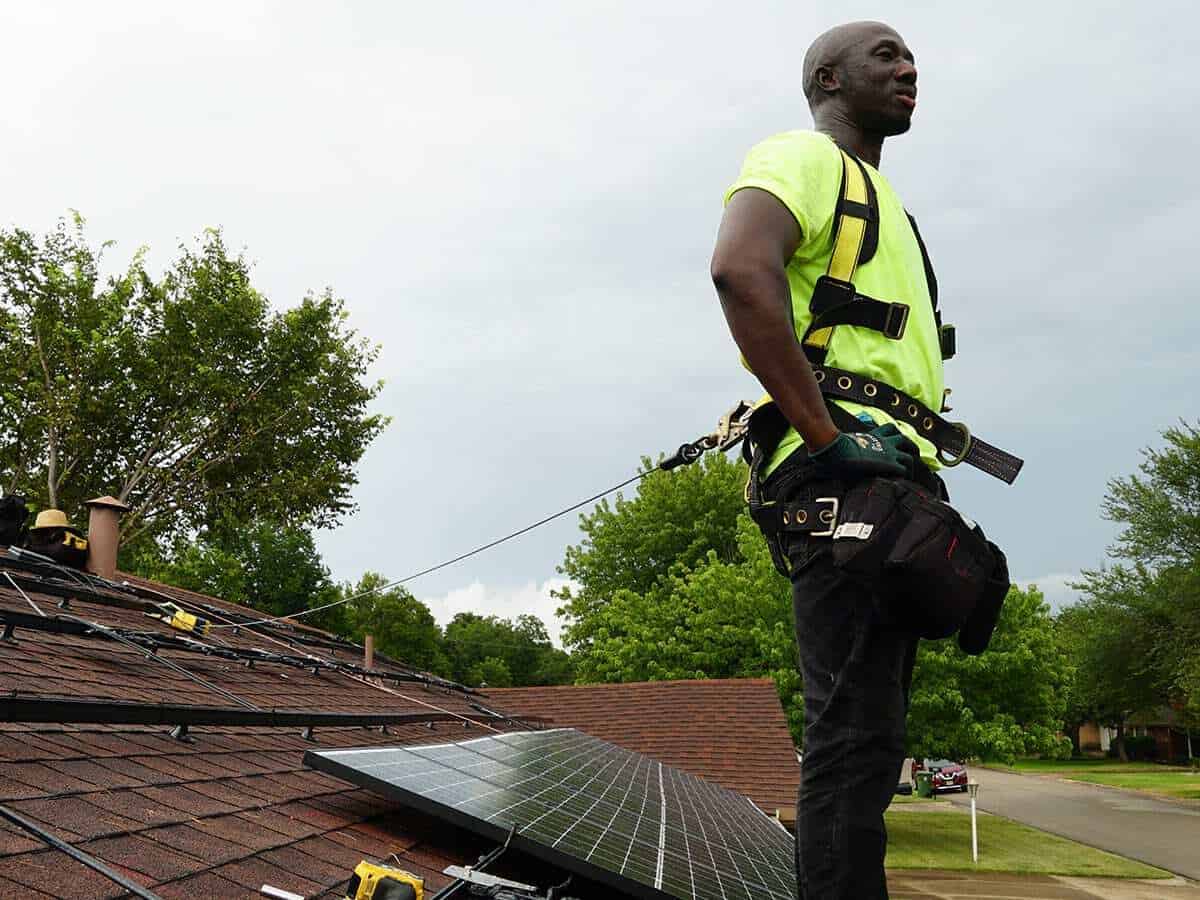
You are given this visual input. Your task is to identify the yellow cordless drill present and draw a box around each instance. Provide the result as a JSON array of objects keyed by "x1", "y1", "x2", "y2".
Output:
[{"x1": 344, "y1": 861, "x2": 423, "y2": 900}]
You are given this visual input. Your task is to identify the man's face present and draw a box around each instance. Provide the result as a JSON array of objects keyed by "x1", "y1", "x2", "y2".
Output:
[{"x1": 835, "y1": 28, "x2": 918, "y2": 136}]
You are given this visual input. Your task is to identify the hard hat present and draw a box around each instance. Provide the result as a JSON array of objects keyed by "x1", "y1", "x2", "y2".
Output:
[{"x1": 31, "y1": 509, "x2": 72, "y2": 531}]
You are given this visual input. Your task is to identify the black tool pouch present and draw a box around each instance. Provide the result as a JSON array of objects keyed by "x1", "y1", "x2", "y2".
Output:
[
  {"x1": 831, "y1": 478, "x2": 1010, "y2": 653},
  {"x1": 0, "y1": 495, "x2": 29, "y2": 546}
]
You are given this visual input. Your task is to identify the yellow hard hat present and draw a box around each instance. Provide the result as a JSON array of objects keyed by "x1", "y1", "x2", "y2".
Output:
[{"x1": 31, "y1": 509, "x2": 71, "y2": 530}]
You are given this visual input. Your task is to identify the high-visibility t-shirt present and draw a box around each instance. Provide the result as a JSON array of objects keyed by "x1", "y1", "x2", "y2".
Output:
[{"x1": 724, "y1": 130, "x2": 945, "y2": 477}]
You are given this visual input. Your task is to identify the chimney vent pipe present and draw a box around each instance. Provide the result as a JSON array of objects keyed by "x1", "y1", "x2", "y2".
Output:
[
  {"x1": 84, "y1": 496, "x2": 130, "y2": 580},
  {"x1": 364, "y1": 634, "x2": 375, "y2": 670}
]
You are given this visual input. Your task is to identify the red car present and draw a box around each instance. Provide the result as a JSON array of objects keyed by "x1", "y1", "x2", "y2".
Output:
[{"x1": 912, "y1": 758, "x2": 969, "y2": 793}]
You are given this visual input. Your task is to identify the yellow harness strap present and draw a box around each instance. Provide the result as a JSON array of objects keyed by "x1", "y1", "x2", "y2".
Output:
[
  {"x1": 803, "y1": 148, "x2": 870, "y2": 352},
  {"x1": 747, "y1": 148, "x2": 871, "y2": 412}
]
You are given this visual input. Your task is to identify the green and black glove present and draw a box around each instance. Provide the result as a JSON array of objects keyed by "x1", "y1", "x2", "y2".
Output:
[{"x1": 810, "y1": 423, "x2": 918, "y2": 480}]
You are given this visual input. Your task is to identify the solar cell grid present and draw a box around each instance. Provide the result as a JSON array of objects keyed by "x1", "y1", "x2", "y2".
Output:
[{"x1": 305, "y1": 728, "x2": 794, "y2": 900}]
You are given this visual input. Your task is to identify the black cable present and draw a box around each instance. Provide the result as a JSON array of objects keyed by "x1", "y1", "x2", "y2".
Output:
[
  {"x1": 0, "y1": 802, "x2": 164, "y2": 900},
  {"x1": 64, "y1": 615, "x2": 260, "y2": 710},
  {"x1": 211, "y1": 468, "x2": 654, "y2": 629}
]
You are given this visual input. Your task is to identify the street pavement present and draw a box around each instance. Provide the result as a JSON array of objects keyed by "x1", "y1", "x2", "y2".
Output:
[{"x1": 942, "y1": 766, "x2": 1200, "y2": 881}]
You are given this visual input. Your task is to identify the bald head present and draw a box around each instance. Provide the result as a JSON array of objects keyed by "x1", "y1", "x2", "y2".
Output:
[{"x1": 803, "y1": 21, "x2": 901, "y2": 109}]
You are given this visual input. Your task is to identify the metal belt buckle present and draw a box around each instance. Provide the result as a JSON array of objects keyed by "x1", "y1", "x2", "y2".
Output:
[
  {"x1": 936, "y1": 421, "x2": 972, "y2": 467},
  {"x1": 811, "y1": 497, "x2": 840, "y2": 537},
  {"x1": 884, "y1": 303, "x2": 910, "y2": 339}
]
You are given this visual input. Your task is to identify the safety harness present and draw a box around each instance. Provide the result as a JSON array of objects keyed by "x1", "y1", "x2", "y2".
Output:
[{"x1": 745, "y1": 146, "x2": 1023, "y2": 485}]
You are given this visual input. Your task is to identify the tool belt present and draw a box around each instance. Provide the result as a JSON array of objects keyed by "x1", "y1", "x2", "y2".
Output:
[
  {"x1": 747, "y1": 431, "x2": 1009, "y2": 654},
  {"x1": 829, "y1": 476, "x2": 1010, "y2": 652}
]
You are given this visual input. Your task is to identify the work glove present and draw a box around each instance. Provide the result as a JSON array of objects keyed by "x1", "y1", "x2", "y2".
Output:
[{"x1": 809, "y1": 423, "x2": 918, "y2": 480}]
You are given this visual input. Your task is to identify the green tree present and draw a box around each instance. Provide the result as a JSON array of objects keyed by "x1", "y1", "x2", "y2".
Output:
[
  {"x1": 556, "y1": 452, "x2": 748, "y2": 655},
  {"x1": 1068, "y1": 422, "x2": 1200, "y2": 755},
  {"x1": 0, "y1": 217, "x2": 387, "y2": 546},
  {"x1": 336, "y1": 572, "x2": 446, "y2": 675},
  {"x1": 569, "y1": 513, "x2": 802, "y2": 738},
  {"x1": 443, "y1": 612, "x2": 574, "y2": 688},
  {"x1": 907, "y1": 585, "x2": 1073, "y2": 763},
  {"x1": 141, "y1": 517, "x2": 340, "y2": 621},
  {"x1": 471, "y1": 657, "x2": 514, "y2": 688}
]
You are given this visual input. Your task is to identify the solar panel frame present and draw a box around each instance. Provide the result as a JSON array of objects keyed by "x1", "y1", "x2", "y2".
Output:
[{"x1": 304, "y1": 728, "x2": 795, "y2": 900}]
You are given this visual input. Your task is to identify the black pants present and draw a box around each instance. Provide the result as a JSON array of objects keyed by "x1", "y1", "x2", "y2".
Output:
[{"x1": 758, "y1": 454, "x2": 924, "y2": 900}]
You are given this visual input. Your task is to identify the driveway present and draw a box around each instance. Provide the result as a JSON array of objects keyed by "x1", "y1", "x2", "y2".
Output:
[{"x1": 942, "y1": 766, "x2": 1200, "y2": 880}]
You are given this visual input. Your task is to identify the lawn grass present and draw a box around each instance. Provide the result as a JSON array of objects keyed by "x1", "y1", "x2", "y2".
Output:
[
  {"x1": 1005, "y1": 758, "x2": 1190, "y2": 775},
  {"x1": 1065, "y1": 771, "x2": 1200, "y2": 801},
  {"x1": 992, "y1": 758, "x2": 1200, "y2": 802},
  {"x1": 889, "y1": 792, "x2": 950, "y2": 805},
  {"x1": 884, "y1": 810, "x2": 1170, "y2": 877}
]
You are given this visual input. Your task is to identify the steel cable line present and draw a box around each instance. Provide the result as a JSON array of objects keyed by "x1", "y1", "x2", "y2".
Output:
[{"x1": 206, "y1": 468, "x2": 653, "y2": 631}]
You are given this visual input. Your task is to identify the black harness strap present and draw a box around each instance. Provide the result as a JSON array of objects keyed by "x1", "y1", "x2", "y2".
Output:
[{"x1": 813, "y1": 364, "x2": 1023, "y2": 484}]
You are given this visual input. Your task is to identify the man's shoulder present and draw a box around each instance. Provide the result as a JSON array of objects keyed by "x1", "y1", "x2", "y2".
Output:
[{"x1": 745, "y1": 129, "x2": 840, "y2": 167}]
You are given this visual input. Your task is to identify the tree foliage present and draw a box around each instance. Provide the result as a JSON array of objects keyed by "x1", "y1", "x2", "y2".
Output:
[
  {"x1": 1063, "y1": 422, "x2": 1200, "y2": 751},
  {"x1": 568, "y1": 515, "x2": 801, "y2": 736},
  {"x1": 557, "y1": 453, "x2": 801, "y2": 737},
  {"x1": 443, "y1": 612, "x2": 574, "y2": 688},
  {"x1": 332, "y1": 571, "x2": 447, "y2": 675},
  {"x1": 138, "y1": 517, "x2": 340, "y2": 621},
  {"x1": 0, "y1": 216, "x2": 387, "y2": 546},
  {"x1": 908, "y1": 585, "x2": 1073, "y2": 763},
  {"x1": 556, "y1": 453, "x2": 748, "y2": 654}
]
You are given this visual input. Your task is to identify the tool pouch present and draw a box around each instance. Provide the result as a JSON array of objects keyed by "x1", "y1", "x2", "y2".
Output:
[{"x1": 831, "y1": 477, "x2": 1010, "y2": 653}]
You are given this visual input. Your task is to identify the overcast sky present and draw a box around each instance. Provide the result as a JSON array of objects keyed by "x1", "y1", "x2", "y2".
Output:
[{"x1": 4, "y1": 1, "x2": 1196, "y2": 643}]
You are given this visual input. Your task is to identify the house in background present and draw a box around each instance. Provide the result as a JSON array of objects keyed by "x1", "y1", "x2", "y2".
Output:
[{"x1": 1075, "y1": 708, "x2": 1196, "y2": 761}]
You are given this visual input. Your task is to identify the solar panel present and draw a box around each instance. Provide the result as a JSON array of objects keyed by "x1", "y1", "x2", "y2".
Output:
[{"x1": 304, "y1": 728, "x2": 795, "y2": 900}]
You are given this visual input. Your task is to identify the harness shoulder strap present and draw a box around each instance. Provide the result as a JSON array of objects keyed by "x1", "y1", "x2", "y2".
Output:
[{"x1": 803, "y1": 149, "x2": 877, "y2": 356}]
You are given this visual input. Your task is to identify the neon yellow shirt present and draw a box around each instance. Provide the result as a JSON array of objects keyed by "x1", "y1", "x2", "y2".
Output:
[{"x1": 725, "y1": 130, "x2": 945, "y2": 476}]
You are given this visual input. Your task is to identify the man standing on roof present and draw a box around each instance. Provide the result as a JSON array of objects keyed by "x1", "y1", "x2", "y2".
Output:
[{"x1": 711, "y1": 21, "x2": 942, "y2": 900}]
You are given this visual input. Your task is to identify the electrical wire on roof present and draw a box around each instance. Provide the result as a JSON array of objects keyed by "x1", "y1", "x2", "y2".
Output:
[{"x1": 63, "y1": 614, "x2": 260, "y2": 710}]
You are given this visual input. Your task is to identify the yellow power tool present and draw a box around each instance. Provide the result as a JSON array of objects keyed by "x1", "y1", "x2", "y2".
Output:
[
  {"x1": 344, "y1": 861, "x2": 424, "y2": 900},
  {"x1": 148, "y1": 601, "x2": 212, "y2": 636}
]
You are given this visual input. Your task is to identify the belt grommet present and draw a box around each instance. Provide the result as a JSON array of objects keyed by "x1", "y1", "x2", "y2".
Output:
[
  {"x1": 837, "y1": 375, "x2": 852, "y2": 390},
  {"x1": 796, "y1": 510, "x2": 807, "y2": 524},
  {"x1": 864, "y1": 383, "x2": 878, "y2": 397},
  {"x1": 782, "y1": 511, "x2": 790, "y2": 525},
  {"x1": 891, "y1": 395, "x2": 901, "y2": 407},
  {"x1": 814, "y1": 370, "x2": 826, "y2": 383},
  {"x1": 922, "y1": 417, "x2": 934, "y2": 431},
  {"x1": 819, "y1": 510, "x2": 834, "y2": 524},
  {"x1": 907, "y1": 404, "x2": 919, "y2": 418}
]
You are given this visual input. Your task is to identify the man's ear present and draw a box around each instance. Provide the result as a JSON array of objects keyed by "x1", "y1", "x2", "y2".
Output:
[{"x1": 815, "y1": 64, "x2": 840, "y2": 95}]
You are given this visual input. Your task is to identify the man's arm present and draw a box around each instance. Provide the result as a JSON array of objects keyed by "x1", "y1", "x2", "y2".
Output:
[{"x1": 710, "y1": 188, "x2": 839, "y2": 452}]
